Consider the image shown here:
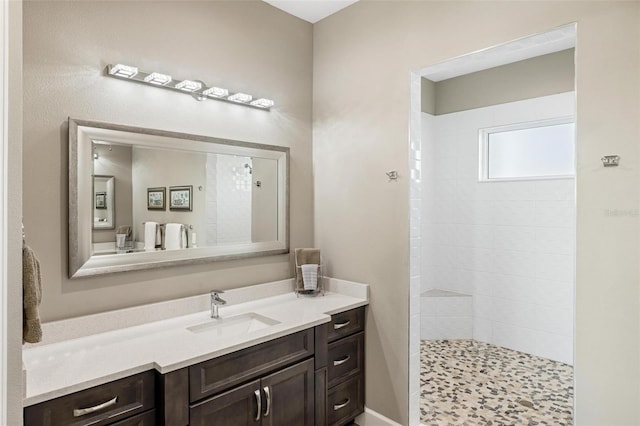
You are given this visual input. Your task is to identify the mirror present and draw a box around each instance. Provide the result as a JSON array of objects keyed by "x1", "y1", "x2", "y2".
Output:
[
  {"x1": 69, "y1": 118, "x2": 289, "y2": 278},
  {"x1": 93, "y1": 175, "x2": 115, "y2": 229}
]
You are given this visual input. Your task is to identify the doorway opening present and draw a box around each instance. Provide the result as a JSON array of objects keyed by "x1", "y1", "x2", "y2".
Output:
[{"x1": 409, "y1": 24, "x2": 577, "y2": 425}]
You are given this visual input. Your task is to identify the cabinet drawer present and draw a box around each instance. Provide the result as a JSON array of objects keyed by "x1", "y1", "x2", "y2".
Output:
[
  {"x1": 24, "y1": 371, "x2": 155, "y2": 426},
  {"x1": 327, "y1": 332, "x2": 364, "y2": 388},
  {"x1": 110, "y1": 409, "x2": 156, "y2": 425},
  {"x1": 190, "y1": 328, "x2": 314, "y2": 402},
  {"x1": 327, "y1": 307, "x2": 365, "y2": 343},
  {"x1": 327, "y1": 375, "x2": 364, "y2": 426}
]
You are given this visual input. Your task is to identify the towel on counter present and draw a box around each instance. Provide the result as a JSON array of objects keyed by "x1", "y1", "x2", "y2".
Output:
[
  {"x1": 294, "y1": 248, "x2": 320, "y2": 290},
  {"x1": 165, "y1": 223, "x2": 187, "y2": 250},
  {"x1": 23, "y1": 245, "x2": 42, "y2": 344}
]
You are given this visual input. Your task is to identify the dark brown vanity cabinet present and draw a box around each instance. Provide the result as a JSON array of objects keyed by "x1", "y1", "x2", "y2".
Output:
[
  {"x1": 315, "y1": 307, "x2": 365, "y2": 426},
  {"x1": 24, "y1": 306, "x2": 366, "y2": 426}
]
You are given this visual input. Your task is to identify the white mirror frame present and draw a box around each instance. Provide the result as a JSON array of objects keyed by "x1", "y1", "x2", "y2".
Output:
[{"x1": 69, "y1": 118, "x2": 289, "y2": 278}]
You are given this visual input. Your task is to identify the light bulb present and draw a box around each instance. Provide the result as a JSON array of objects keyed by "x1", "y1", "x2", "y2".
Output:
[
  {"x1": 144, "y1": 72, "x2": 172, "y2": 85},
  {"x1": 228, "y1": 93, "x2": 252, "y2": 103},
  {"x1": 203, "y1": 87, "x2": 229, "y2": 98},
  {"x1": 108, "y1": 64, "x2": 138, "y2": 78},
  {"x1": 176, "y1": 80, "x2": 202, "y2": 92},
  {"x1": 250, "y1": 98, "x2": 275, "y2": 108}
]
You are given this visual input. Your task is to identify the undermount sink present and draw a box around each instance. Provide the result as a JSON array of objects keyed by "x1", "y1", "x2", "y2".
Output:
[{"x1": 187, "y1": 313, "x2": 280, "y2": 336}]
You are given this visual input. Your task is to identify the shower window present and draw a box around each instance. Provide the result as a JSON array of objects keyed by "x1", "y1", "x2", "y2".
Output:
[{"x1": 479, "y1": 117, "x2": 575, "y2": 181}]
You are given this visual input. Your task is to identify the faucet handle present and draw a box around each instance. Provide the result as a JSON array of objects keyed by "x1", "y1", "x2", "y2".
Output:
[{"x1": 210, "y1": 290, "x2": 226, "y2": 304}]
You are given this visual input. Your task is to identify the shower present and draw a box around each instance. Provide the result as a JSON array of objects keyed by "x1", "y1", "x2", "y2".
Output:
[{"x1": 409, "y1": 24, "x2": 577, "y2": 426}]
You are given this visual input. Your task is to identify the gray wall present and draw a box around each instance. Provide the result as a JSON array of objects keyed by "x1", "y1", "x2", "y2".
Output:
[
  {"x1": 314, "y1": 2, "x2": 639, "y2": 424},
  {"x1": 93, "y1": 144, "x2": 133, "y2": 243},
  {"x1": 22, "y1": 1, "x2": 313, "y2": 321},
  {"x1": 420, "y1": 77, "x2": 436, "y2": 115},
  {"x1": 252, "y1": 158, "x2": 279, "y2": 242},
  {"x1": 422, "y1": 48, "x2": 575, "y2": 115},
  {"x1": 131, "y1": 148, "x2": 207, "y2": 244}
]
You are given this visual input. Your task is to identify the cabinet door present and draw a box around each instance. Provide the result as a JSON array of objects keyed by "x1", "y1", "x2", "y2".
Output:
[
  {"x1": 260, "y1": 358, "x2": 314, "y2": 426},
  {"x1": 190, "y1": 380, "x2": 261, "y2": 426}
]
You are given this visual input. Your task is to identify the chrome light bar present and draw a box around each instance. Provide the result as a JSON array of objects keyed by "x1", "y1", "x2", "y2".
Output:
[{"x1": 106, "y1": 63, "x2": 274, "y2": 110}]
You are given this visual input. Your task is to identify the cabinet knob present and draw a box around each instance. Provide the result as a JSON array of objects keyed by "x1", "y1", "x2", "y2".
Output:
[
  {"x1": 263, "y1": 386, "x2": 271, "y2": 417},
  {"x1": 333, "y1": 355, "x2": 351, "y2": 366},
  {"x1": 73, "y1": 396, "x2": 118, "y2": 417},
  {"x1": 334, "y1": 398, "x2": 351, "y2": 411},
  {"x1": 334, "y1": 320, "x2": 350, "y2": 330},
  {"x1": 253, "y1": 389, "x2": 261, "y2": 421}
]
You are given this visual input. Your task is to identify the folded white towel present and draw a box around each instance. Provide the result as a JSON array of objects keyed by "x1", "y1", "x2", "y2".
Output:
[
  {"x1": 165, "y1": 223, "x2": 186, "y2": 250},
  {"x1": 301, "y1": 264, "x2": 319, "y2": 291},
  {"x1": 144, "y1": 222, "x2": 158, "y2": 250}
]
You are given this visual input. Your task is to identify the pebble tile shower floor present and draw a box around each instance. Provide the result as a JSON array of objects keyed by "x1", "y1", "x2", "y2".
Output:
[{"x1": 420, "y1": 340, "x2": 573, "y2": 426}]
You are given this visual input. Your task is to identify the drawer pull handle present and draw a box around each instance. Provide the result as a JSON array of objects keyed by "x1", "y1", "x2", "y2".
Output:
[
  {"x1": 73, "y1": 396, "x2": 118, "y2": 417},
  {"x1": 254, "y1": 389, "x2": 261, "y2": 421},
  {"x1": 334, "y1": 320, "x2": 350, "y2": 330},
  {"x1": 333, "y1": 398, "x2": 350, "y2": 411},
  {"x1": 333, "y1": 355, "x2": 351, "y2": 366},
  {"x1": 263, "y1": 386, "x2": 271, "y2": 417}
]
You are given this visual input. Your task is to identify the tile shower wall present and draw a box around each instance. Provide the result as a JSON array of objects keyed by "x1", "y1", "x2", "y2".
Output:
[
  {"x1": 421, "y1": 291, "x2": 473, "y2": 340},
  {"x1": 216, "y1": 155, "x2": 252, "y2": 245},
  {"x1": 205, "y1": 154, "x2": 218, "y2": 246},
  {"x1": 421, "y1": 92, "x2": 575, "y2": 365}
]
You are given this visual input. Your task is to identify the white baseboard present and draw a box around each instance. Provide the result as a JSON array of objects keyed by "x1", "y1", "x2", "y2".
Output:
[{"x1": 355, "y1": 407, "x2": 404, "y2": 426}]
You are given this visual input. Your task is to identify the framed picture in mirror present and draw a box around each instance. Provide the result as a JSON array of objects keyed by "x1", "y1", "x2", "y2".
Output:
[
  {"x1": 170, "y1": 185, "x2": 192, "y2": 211},
  {"x1": 95, "y1": 192, "x2": 106, "y2": 209},
  {"x1": 147, "y1": 187, "x2": 166, "y2": 210}
]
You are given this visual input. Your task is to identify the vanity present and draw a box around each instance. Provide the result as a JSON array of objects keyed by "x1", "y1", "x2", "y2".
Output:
[{"x1": 23, "y1": 279, "x2": 368, "y2": 426}]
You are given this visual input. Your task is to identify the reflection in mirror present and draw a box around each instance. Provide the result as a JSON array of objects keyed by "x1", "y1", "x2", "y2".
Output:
[
  {"x1": 69, "y1": 118, "x2": 289, "y2": 278},
  {"x1": 92, "y1": 175, "x2": 115, "y2": 230}
]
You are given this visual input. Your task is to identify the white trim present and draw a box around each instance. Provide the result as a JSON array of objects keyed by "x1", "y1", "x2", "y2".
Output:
[
  {"x1": 0, "y1": 0, "x2": 8, "y2": 422},
  {"x1": 355, "y1": 407, "x2": 404, "y2": 426}
]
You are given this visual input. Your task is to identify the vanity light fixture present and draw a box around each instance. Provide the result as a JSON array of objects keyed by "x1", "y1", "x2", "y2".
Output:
[
  {"x1": 108, "y1": 64, "x2": 138, "y2": 78},
  {"x1": 250, "y1": 98, "x2": 275, "y2": 108},
  {"x1": 144, "y1": 72, "x2": 172, "y2": 85},
  {"x1": 202, "y1": 87, "x2": 229, "y2": 98},
  {"x1": 105, "y1": 63, "x2": 274, "y2": 110},
  {"x1": 176, "y1": 80, "x2": 202, "y2": 92},
  {"x1": 228, "y1": 93, "x2": 252, "y2": 103}
]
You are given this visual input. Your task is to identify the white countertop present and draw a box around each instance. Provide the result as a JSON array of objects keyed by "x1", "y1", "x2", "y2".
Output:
[{"x1": 22, "y1": 278, "x2": 368, "y2": 407}]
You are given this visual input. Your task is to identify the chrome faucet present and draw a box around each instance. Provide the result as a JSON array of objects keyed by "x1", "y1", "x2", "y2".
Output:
[{"x1": 210, "y1": 290, "x2": 226, "y2": 319}]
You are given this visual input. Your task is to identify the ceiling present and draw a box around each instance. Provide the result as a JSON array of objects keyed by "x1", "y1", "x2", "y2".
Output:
[{"x1": 262, "y1": 0, "x2": 359, "y2": 23}]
